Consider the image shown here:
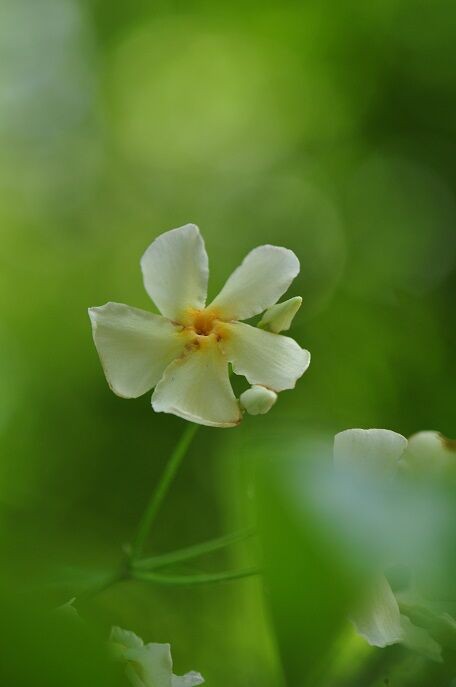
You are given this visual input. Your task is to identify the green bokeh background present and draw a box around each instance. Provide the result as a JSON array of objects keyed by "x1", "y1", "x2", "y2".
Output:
[{"x1": 1, "y1": 0, "x2": 455, "y2": 684}]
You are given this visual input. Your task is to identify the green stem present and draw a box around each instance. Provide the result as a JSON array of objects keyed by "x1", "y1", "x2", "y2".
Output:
[
  {"x1": 131, "y1": 422, "x2": 199, "y2": 560},
  {"x1": 132, "y1": 566, "x2": 261, "y2": 586},
  {"x1": 132, "y1": 528, "x2": 256, "y2": 571},
  {"x1": 76, "y1": 563, "x2": 128, "y2": 603}
]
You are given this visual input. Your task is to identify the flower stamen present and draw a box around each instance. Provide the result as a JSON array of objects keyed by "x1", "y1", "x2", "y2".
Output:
[{"x1": 192, "y1": 309, "x2": 218, "y2": 336}]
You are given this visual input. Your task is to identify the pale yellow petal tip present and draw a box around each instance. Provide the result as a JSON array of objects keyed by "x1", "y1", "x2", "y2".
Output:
[
  {"x1": 240, "y1": 385, "x2": 277, "y2": 415},
  {"x1": 258, "y1": 296, "x2": 303, "y2": 333}
]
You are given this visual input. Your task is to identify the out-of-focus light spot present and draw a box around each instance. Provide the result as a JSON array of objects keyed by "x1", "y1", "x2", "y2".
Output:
[
  {"x1": 0, "y1": 0, "x2": 93, "y2": 141},
  {"x1": 109, "y1": 17, "x2": 355, "y2": 172},
  {"x1": 0, "y1": 0, "x2": 101, "y2": 214},
  {"x1": 110, "y1": 20, "x2": 284, "y2": 169}
]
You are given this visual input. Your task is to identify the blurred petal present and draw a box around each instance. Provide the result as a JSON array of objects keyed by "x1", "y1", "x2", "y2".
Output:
[
  {"x1": 172, "y1": 672, "x2": 205, "y2": 687},
  {"x1": 352, "y1": 575, "x2": 403, "y2": 648},
  {"x1": 89, "y1": 303, "x2": 184, "y2": 398},
  {"x1": 403, "y1": 430, "x2": 456, "y2": 474},
  {"x1": 223, "y1": 322, "x2": 310, "y2": 391},
  {"x1": 126, "y1": 643, "x2": 173, "y2": 687},
  {"x1": 334, "y1": 428, "x2": 407, "y2": 476},
  {"x1": 258, "y1": 296, "x2": 302, "y2": 333},
  {"x1": 400, "y1": 615, "x2": 442, "y2": 662},
  {"x1": 141, "y1": 224, "x2": 209, "y2": 320},
  {"x1": 210, "y1": 245, "x2": 299, "y2": 321},
  {"x1": 152, "y1": 343, "x2": 241, "y2": 427},
  {"x1": 125, "y1": 664, "x2": 146, "y2": 687},
  {"x1": 109, "y1": 631, "x2": 202, "y2": 687},
  {"x1": 240, "y1": 384, "x2": 277, "y2": 415},
  {"x1": 110, "y1": 626, "x2": 144, "y2": 651}
]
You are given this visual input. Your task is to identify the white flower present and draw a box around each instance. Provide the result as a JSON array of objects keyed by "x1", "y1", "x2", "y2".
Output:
[
  {"x1": 334, "y1": 427, "x2": 454, "y2": 660},
  {"x1": 334, "y1": 429, "x2": 407, "y2": 648},
  {"x1": 89, "y1": 224, "x2": 310, "y2": 427},
  {"x1": 110, "y1": 626, "x2": 204, "y2": 687}
]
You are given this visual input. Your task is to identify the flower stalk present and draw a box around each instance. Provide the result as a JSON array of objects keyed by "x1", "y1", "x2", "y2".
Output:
[
  {"x1": 132, "y1": 527, "x2": 255, "y2": 571},
  {"x1": 131, "y1": 422, "x2": 200, "y2": 560},
  {"x1": 131, "y1": 566, "x2": 261, "y2": 587}
]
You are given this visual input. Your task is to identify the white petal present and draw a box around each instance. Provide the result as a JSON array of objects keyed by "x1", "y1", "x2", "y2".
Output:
[
  {"x1": 258, "y1": 296, "x2": 302, "y2": 333},
  {"x1": 352, "y1": 575, "x2": 403, "y2": 648},
  {"x1": 400, "y1": 615, "x2": 442, "y2": 662},
  {"x1": 152, "y1": 343, "x2": 241, "y2": 427},
  {"x1": 89, "y1": 303, "x2": 184, "y2": 398},
  {"x1": 222, "y1": 322, "x2": 310, "y2": 392},
  {"x1": 172, "y1": 672, "x2": 205, "y2": 687},
  {"x1": 141, "y1": 224, "x2": 209, "y2": 320},
  {"x1": 240, "y1": 385, "x2": 277, "y2": 415},
  {"x1": 334, "y1": 429, "x2": 407, "y2": 477},
  {"x1": 210, "y1": 245, "x2": 300, "y2": 321}
]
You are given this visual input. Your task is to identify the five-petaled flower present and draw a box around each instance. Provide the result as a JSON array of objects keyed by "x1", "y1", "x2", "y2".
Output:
[{"x1": 89, "y1": 224, "x2": 310, "y2": 427}]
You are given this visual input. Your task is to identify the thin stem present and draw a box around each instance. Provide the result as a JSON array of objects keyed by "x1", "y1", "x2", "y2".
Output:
[
  {"x1": 132, "y1": 527, "x2": 256, "y2": 571},
  {"x1": 131, "y1": 422, "x2": 199, "y2": 560},
  {"x1": 132, "y1": 566, "x2": 261, "y2": 586},
  {"x1": 76, "y1": 563, "x2": 128, "y2": 603}
]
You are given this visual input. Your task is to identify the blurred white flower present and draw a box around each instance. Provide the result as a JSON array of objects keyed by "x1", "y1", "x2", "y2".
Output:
[
  {"x1": 351, "y1": 573, "x2": 404, "y2": 649},
  {"x1": 110, "y1": 626, "x2": 204, "y2": 687},
  {"x1": 402, "y1": 430, "x2": 456, "y2": 475},
  {"x1": 89, "y1": 224, "x2": 310, "y2": 427},
  {"x1": 334, "y1": 427, "x2": 455, "y2": 660}
]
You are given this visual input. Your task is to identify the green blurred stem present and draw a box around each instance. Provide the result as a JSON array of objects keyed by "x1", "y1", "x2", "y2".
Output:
[
  {"x1": 131, "y1": 422, "x2": 199, "y2": 560},
  {"x1": 77, "y1": 561, "x2": 129, "y2": 602},
  {"x1": 131, "y1": 566, "x2": 261, "y2": 586},
  {"x1": 132, "y1": 527, "x2": 256, "y2": 571}
]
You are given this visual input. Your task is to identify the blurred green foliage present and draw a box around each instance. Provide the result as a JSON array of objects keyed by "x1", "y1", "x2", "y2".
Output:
[{"x1": 0, "y1": 0, "x2": 455, "y2": 684}]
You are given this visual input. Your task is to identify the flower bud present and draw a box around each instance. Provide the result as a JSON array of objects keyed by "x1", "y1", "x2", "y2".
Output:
[
  {"x1": 240, "y1": 385, "x2": 277, "y2": 415},
  {"x1": 258, "y1": 297, "x2": 302, "y2": 333}
]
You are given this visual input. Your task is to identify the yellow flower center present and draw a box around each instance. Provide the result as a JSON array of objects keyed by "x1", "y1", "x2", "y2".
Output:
[
  {"x1": 191, "y1": 308, "x2": 219, "y2": 336},
  {"x1": 180, "y1": 307, "x2": 229, "y2": 346}
]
